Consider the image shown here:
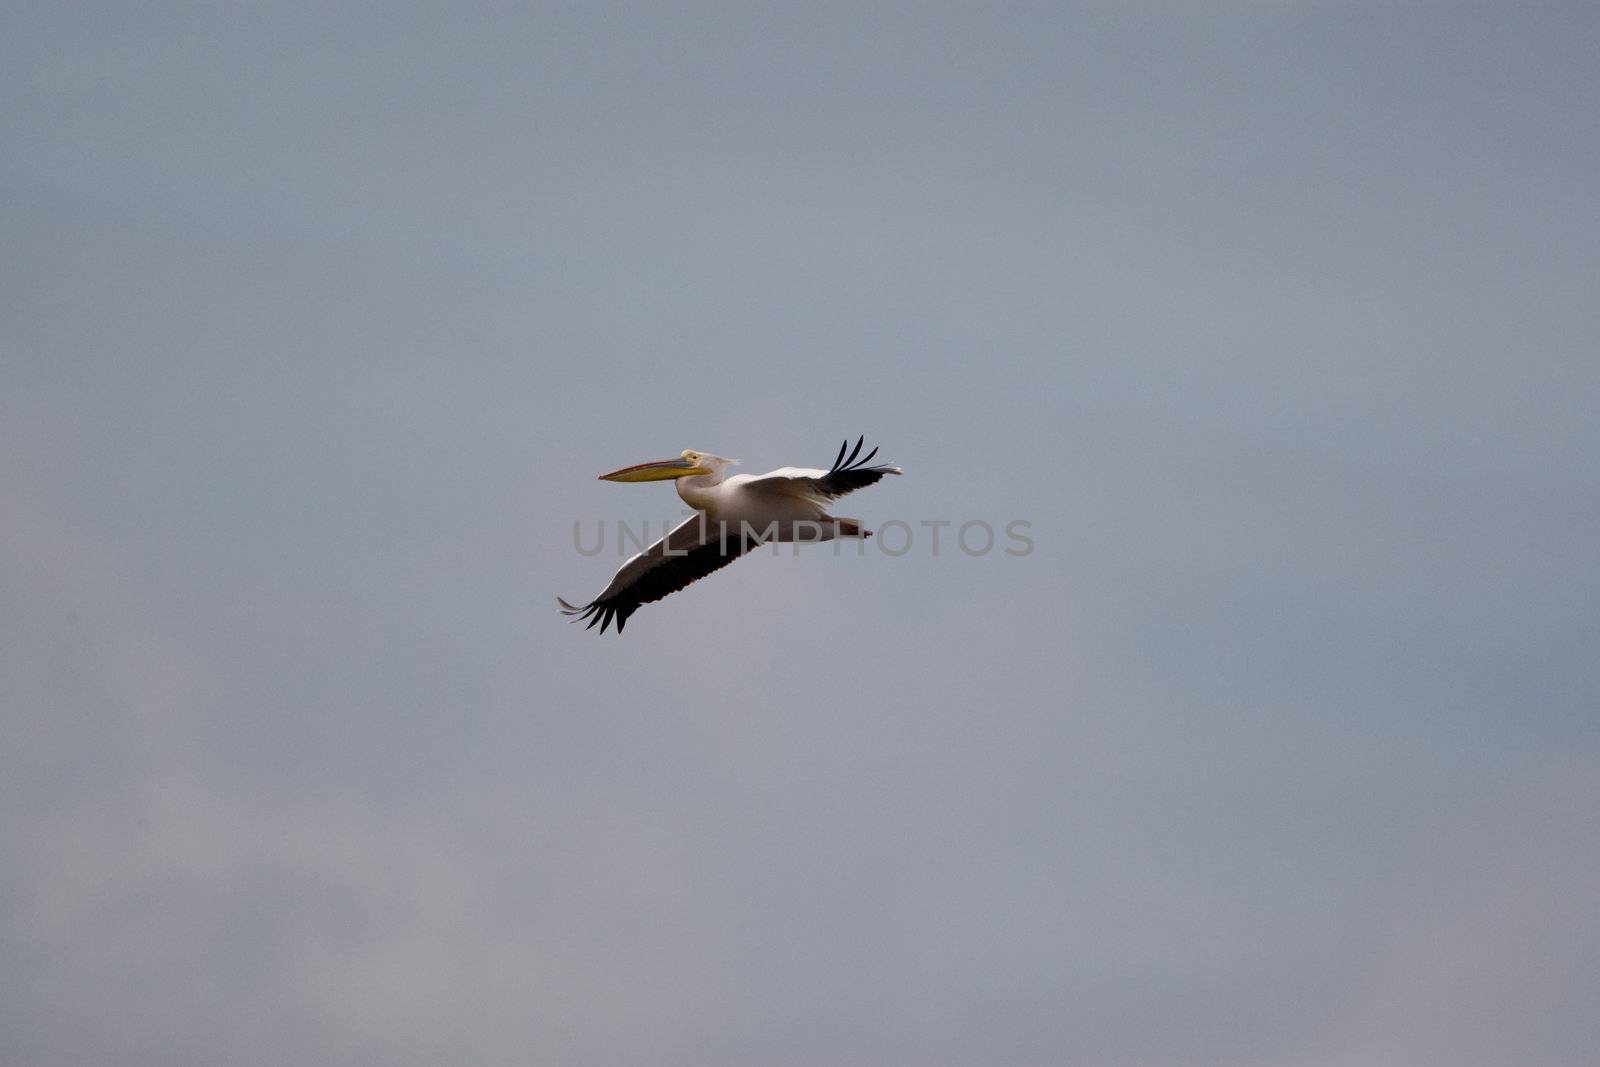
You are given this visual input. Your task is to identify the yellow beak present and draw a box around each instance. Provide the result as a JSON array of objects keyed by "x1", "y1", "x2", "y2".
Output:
[{"x1": 597, "y1": 457, "x2": 712, "y2": 482}]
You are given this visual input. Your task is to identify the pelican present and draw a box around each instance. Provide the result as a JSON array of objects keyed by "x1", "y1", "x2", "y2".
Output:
[{"x1": 559, "y1": 436, "x2": 901, "y2": 633}]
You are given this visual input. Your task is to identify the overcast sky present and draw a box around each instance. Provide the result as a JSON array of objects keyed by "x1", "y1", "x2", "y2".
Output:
[{"x1": 4, "y1": 3, "x2": 1598, "y2": 1065}]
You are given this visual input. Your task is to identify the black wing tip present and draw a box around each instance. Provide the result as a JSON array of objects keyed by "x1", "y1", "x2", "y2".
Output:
[
  {"x1": 830, "y1": 435, "x2": 895, "y2": 474},
  {"x1": 560, "y1": 595, "x2": 634, "y2": 635}
]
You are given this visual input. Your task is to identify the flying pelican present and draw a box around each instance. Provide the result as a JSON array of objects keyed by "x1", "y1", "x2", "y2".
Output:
[{"x1": 559, "y1": 436, "x2": 901, "y2": 633}]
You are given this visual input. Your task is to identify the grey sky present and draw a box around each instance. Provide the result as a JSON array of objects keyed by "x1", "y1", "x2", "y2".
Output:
[{"x1": 4, "y1": 3, "x2": 1598, "y2": 1065}]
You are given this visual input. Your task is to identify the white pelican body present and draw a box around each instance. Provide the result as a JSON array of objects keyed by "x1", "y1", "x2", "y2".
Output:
[{"x1": 559, "y1": 437, "x2": 901, "y2": 633}]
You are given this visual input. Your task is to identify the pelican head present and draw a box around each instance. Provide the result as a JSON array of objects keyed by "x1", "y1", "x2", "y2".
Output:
[{"x1": 598, "y1": 449, "x2": 737, "y2": 482}]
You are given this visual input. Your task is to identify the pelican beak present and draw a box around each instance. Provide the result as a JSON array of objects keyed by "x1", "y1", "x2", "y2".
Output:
[{"x1": 597, "y1": 457, "x2": 711, "y2": 482}]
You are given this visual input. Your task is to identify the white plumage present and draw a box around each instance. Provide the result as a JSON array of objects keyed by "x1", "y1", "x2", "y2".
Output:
[{"x1": 559, "y1": 436, "x2": 901, "y2": 633}]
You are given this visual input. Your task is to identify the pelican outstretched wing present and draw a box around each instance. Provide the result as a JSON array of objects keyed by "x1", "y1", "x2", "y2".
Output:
[
  {"x1": 558, "y1": 515, "x2": 756, "y2": 634},
  {"x1": 742, "y1": 436, "x2": 903, "y2": 503}
]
